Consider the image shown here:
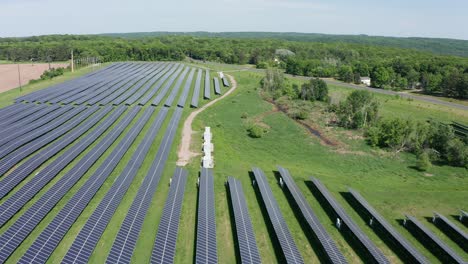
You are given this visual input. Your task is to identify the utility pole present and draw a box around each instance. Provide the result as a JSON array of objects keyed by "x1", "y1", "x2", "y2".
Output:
[
  {"x1": 71, "y1": 49, "x2": 74, "y2": 72},
  {"x1": 17, "y1": 63, "x2": 22, "y2": 93}
]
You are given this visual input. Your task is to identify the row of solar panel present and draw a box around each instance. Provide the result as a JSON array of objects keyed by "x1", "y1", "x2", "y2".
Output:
[{"x1": 15, "y1": 62, "x2": 216, "y2": 107}]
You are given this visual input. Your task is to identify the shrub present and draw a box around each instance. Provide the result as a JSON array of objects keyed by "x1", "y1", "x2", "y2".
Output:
[
  {"x1": 241, "y1": 112, "x2": 248, "y2": 119},
  {"x1": 256, "y1": 62, "x2": 268, "y2": 69},
  {"x1": 248, "y1": 124, "x2": 266, "y2": 138},
  {"x1": 337, "y1": 90, "x2": 379, "y2": 129},
  {"x1": 416, "y1": 152, "x2": 431, "y2": 171}
]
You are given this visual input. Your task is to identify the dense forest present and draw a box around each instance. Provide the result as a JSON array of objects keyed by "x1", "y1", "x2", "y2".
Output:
[{"x1": 1, "y1": 34, "x2": 467, "y2": 98}]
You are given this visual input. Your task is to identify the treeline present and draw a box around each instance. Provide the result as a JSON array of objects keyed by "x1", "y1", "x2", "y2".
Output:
[{"x1": 1, "y1": 34, "x2": 467, "y2": 98}]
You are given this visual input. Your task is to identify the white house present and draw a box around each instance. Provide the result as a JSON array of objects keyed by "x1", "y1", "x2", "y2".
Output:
[{"x1": 360, "y1": 77, "x2": 371, "y2": 86}]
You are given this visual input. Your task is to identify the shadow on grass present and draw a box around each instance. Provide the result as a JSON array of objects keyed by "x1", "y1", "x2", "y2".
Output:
[
  {"x1": 248, "y1": 170, "x2": 285, "y2": 263},
  {"x1": 305, "y1": 180, "x2": 374, "y2": 264},
  {"x1": 272, "y1": 171, "x2": 333, "y2": 263},
  {"x1": 225, "y1": 181, "x2": 241, "y2": 264},
  {"x1": 341, "y1": 191, "x2": 421, "y2": 263}
]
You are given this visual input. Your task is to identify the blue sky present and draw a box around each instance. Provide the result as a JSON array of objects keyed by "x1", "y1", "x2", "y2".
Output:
[{"x1": 0, "y1": 0, "x2": 467, "y2": 39}]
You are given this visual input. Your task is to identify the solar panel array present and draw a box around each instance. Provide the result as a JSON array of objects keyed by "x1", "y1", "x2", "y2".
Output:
[
  {"x1": 17, "y1": 107, "x2": 155, "y2": 264},
  {"x1": 252, "y1": 167, "x2": 304, "y2": 264},
  {"x1": 0, "y1": 107, "x2": 127, "y2": 228},
  {"x1": 347, "y1": 188, "x2": 428, "y2": 264},
  {"x1": 195, "y1": 168, "x2": 218, "y2": 264},
  {"x1": 404, "y1": 215, "x2": 465, "y2": 264},
  {"x1": 0, "y1": 108, "x2": 142, "y2": 263},
  {"x1": 227, "y1": 176, "x2": 262, "y2": 264},
  {"x1": 177, "y1": 68, "x2": 196, "y2": 108},
  {"x1": 0, "y1": 107, "x2": 99, "y2": 175},
  {"x1": 150, "y1": 167, "x2": 188, "y2": 264},
  {"x1": 106, "y1": 107, "x2": 182, "y2": 264},
  {"x1": 277, "y1": 166, "x2": 347, "y2": 264},
  {"x1": 310, "y1": 177, "x2": 390, "y2": 264}
]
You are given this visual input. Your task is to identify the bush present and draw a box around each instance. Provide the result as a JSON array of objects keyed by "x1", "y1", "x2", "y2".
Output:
[
  {"x1": 256, "y1": 62, "x2": 268, "y2": 69},
  {"x1": 40, "y1": 67, "x2": 65, "y2": 80},
  {"x1": 241, "y1": 112, "x2": 248, "y2": 119},
  {"x1": 446, "y1": 138, "x2": 468, "y2": 168},
  {"x1": 416, "y1": 152, "x2": 431, "y2": 171},
  {"x1": 247, "y1": 124, "x2": 267, "y2": 138}
]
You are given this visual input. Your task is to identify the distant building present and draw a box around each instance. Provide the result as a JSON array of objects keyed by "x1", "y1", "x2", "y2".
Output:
[{"x1": 360, "y1": 77, "x2": 371, "y2": 86}]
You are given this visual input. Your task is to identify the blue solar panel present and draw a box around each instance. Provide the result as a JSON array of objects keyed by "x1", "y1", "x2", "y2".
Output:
[
  {"x1": 151, "y1": 64, "x2": 185, "y2": 106},
  {"x1": 150, "y1": 167, "x2": 188, "y2": 264},
  {"x1": 278, "y1": 166, "x2": 347, "y2": 264},
  {"x1": 164, "y1": 67, "x2": 190, "y2": 107},
  {"x1": 252, "y1": 167, "x2": 304, "y2": 264},
  {"x1": 63, "y1": 107, "x2": 172, "y2": 264},
  {"x1": 227, "y1": 176, "x2": 262, "y2": 264},
  {"x1": 0, "y1": 107, "x2": 142, "y2": 263},
  {"x1": 16, "y1": 107, "x2": 154, "y2": 264},
  {"x1": 106, "y1": 107, "x2": 183, "y2": 264},
  {"x1": 195, "y1": 168, "x2": 218, "y2": 264}
]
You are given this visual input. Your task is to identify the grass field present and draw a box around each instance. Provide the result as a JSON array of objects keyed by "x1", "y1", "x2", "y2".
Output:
[{"x1": 0, "y1": 63, "x2": 466, "y2": 264}]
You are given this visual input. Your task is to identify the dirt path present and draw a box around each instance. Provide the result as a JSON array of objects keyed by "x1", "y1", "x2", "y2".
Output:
[{"x1": 176, "y1": 74, "x2": 238, "y2": 166}]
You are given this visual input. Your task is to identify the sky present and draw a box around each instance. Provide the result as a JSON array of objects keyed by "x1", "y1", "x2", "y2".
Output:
[{"x1": 0, "y1": 0, "x2": 467, "y2": 39}]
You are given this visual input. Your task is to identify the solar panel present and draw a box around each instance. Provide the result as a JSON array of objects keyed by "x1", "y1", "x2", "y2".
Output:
[
  {"x1": 177, "y1": 68, "x2": 196, "y2": 108},
  {"x1": 125, "y1": 63, "x2": 172, "y2": 105},
  {"x1": 227, "y1": 176, "x2": 262, "y2": 264},
  {"x1": 195, "y1": 168, "x2": 218, "y2": 264},
  {"x1": 0, "y1": 104, "x2": 47, "y2": 126},
  {"x1": 16, "y1": 107, "x2": 154, "y2": 264},
  {"x1": 204, "y1": 70, "x2": 211, "y2": 99},
  {"x1": 0, "y1": 106, "x2": 100, "y2": 176},
  {"x1": 0, "y1": 106, "x2": 118, "y2": 199},
  {"x1": 0, "y1": 104, "x2": 60, "y2": 135},
  {"x1": 309, "y1": 177, "x2": 390, "y2": 264},
  {"x1": 151, "y1": 64, "x2": 185, "y2": 106},
  {"x1": 252, "y1": 167, "x2": 304, "y2": 264},
  {"x1": 0, "y1": 105, "x2": 70, "y2": 147},
  {"x1": 277, "y1": 166, "x2": 347, "y2": 264},
  {"x1": 222, "y1": 77, "x2": 230, "y2": 87},
  {"x1": 213, "y1": 77, "x2": 221, "y2": 95},
  {"x1": 432, "y1": 212, "x2": 468, "y2": 252},
  {"x1": 0, "y1": 107, "x2": 142, "y2": 263},
  {"x1": 0, "y1": 106, "x2": 85, "y2": 160},
  {"x1": 106, "y1": 107, "x2": 183, "y2": 264},
  {"x1": 404, "y1": 215, "x2": 465, "y2": 264},
  {"x1": 461, "y1": 210, "x2": 468, "y2": 225},
  {"x1": 63, "y1": 107, "x2": 171, "y2": 264},
  {"x1": 0, "y1": 106, "x2": 126, "y2": 229},
  {"x1": 190, "y1": 69, "x2": 203, "y2": 108},
  {"x1": 138, "y1": 63, "x2": 179, "y2": 106},
  {"x1": 347, "y1": 188, "x2": 428, "y2": 264},
  {"x1": 150, "y1": 167, "x2": 188, "y2": 264},
  {"x1": 0, "y1": 102, "x2": 33, "y2": 122},
  {"x1": 164, "y1": 67, "x2": 190, "y2": 107}
]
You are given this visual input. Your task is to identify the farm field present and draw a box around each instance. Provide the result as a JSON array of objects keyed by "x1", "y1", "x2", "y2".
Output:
[
  {"x1": 0, "y1": 63, "x2": 69, "y2": 93},
  {"x1": 0, "y1": 61, "x2": 466, "y2": 264}
]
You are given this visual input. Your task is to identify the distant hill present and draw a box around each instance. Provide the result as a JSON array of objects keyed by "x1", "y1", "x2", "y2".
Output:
[{"x1": 100, "y1": 31, "x2": 468, "y2": 58}]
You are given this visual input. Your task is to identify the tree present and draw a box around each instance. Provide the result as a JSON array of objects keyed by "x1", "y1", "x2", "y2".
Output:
[
  {"x1": 299, "y1": 78, "x2": 328, "y2": 102},
  {"x1": 337, "y1": 90, "x2": 379, "y2": 129},
  {"x1": 416, "y1": 152, "x2": 431, "y2": 171},
  {"x1": 370, "y1": 66, "x2": 392, "y2": 88},
  {"x1": 338, "y1": 65, "x2": 354, "y2": 83}
]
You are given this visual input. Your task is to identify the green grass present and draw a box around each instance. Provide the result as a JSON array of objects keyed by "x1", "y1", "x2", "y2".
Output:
[
  {"x1": 0, "y1": 63, "x2": 466, "y2": 264},
  {"x1": 178, "y1": 71, "x2": 468, "y2": 263}
]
